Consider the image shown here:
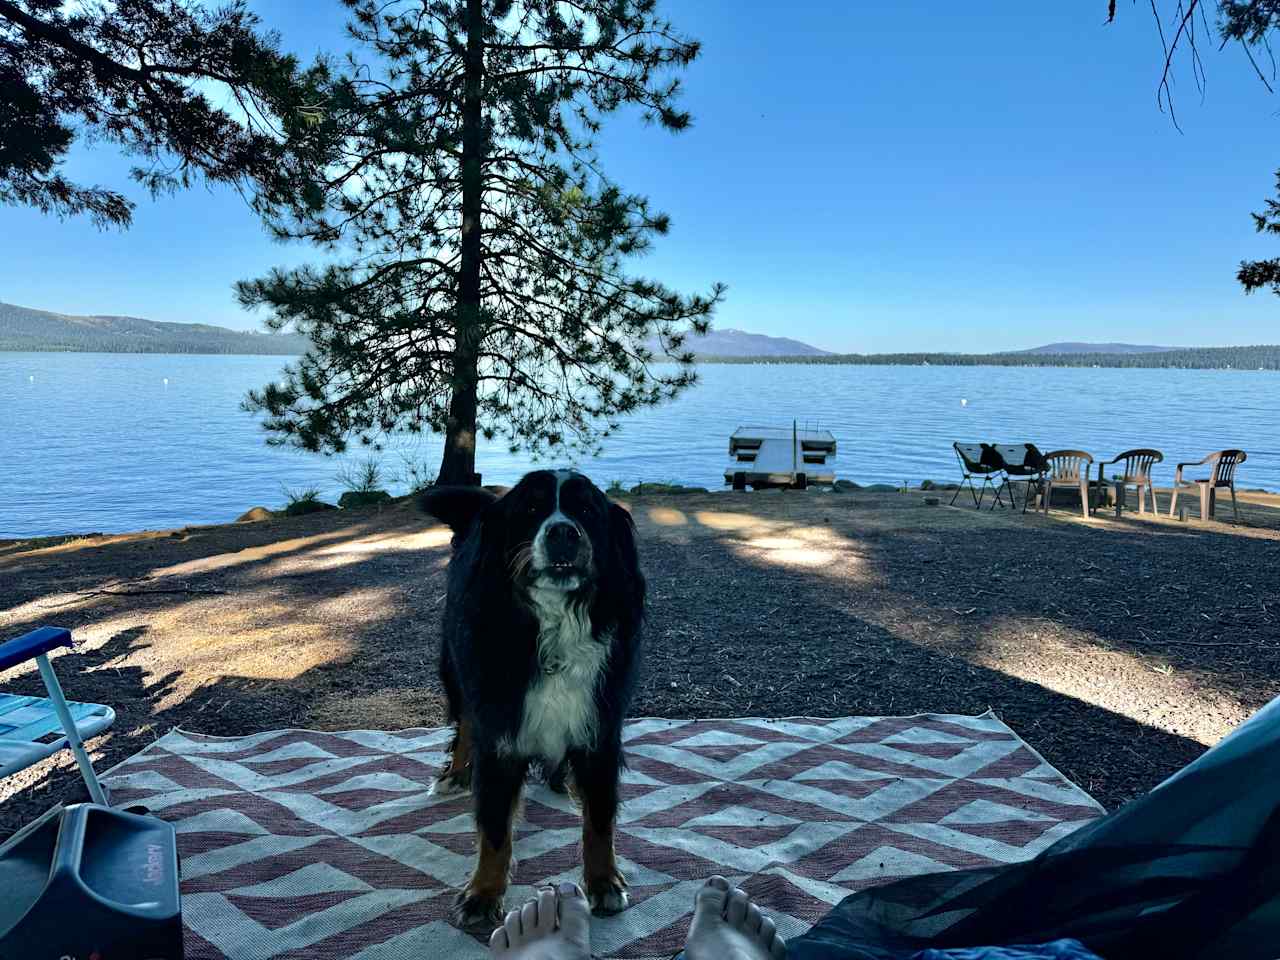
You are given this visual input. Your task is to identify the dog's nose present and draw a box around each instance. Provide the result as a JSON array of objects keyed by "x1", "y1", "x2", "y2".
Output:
[{"x1": 544, "y1": 521, "x2": 581, "y2": 563}]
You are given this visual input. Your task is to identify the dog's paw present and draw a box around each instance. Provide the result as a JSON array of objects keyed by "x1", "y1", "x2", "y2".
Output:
[
  {"x1": 451, "y1": 888, "x2": 504, "y2": 931},
  {"x1": 586, "y1": 872, "x2": 629, "y2": 915},
  {"x1": 546, "y1": 762, "x2": 570, "y2": 795},
  {"x1": 429, "y1": 769, "x2": 471, "y2": 796}
]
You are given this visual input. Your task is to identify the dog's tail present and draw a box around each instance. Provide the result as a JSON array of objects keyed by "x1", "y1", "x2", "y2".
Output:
[{"x1": 419, "y1": 486, "x2": 499, "y2": 546}]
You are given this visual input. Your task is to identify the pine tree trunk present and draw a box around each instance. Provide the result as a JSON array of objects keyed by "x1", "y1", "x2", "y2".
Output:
[{"x1": 438, "y1": 0, "x2": 484, "y2": 486}]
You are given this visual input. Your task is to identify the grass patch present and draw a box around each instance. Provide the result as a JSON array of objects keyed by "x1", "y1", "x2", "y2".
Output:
[
  {"x1": 281, "y1": 485, "x2": 335, "y2": 516},
  {"x1": 336, "y1": 458, "x2": 384, "y2": 494},
  {"x1": 394, "y1": 454, "x2": 437, "y2": 496},
  {"x1": 628, "y1": 481, "x2": 709, "y2": 495}
]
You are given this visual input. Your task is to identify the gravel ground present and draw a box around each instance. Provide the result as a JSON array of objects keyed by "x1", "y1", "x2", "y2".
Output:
[{"x1": 3, "y1": 487, "x2": 1279, "y2": 839}]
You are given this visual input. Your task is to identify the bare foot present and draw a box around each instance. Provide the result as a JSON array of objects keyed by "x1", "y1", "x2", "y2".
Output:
[
  {"x1": 488, "y1": 883, "x2": 592, "y2": 960},
  {"x1": 685, "y1": 876, "x2": 786, "y2": 960}
]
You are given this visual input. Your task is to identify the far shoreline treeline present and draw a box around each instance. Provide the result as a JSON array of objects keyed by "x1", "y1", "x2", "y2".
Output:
[
  {"x1": 1, "y1": 340, "x2": 306, "y2": 356},
  {"x1": 697, "y1": 344, "x2": 1280, "y2": 370},
  {"x1": 6, "y1": 343, "x2": 1280, "y2": 370}
]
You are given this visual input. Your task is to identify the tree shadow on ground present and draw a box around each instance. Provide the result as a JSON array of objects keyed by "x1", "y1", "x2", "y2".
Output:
[
  {"x1": 0, "y1": 503, "x2": 454, "y2": 837},
  {"x1": 861, "y1": 505, "x2": 1278, "y2": 714},
  {"x1": 2, "y1": 492, "x2": 1270, "y2": 839},
  {"x1": 629, "y1": 501, "x2": 1220, "y2": 810}
]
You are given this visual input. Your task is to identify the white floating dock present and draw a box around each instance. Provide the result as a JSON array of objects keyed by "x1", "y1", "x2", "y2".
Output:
[{"x1": 724, "y1": 424, "x2": 838, "y2": 489}]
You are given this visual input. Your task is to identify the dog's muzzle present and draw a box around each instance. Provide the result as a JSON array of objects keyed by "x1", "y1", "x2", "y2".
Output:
[
  {"x1": 533, "y1": 519, "x2": 590, "y2": 584},
  {"x1": 543, "y1": 520, "x2": 581, "y2": 568}
]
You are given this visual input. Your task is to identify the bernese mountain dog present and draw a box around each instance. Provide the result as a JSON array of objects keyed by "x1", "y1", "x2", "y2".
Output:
[{"x1": 420, "y1": 469, "x2": 644, "y2": 931}]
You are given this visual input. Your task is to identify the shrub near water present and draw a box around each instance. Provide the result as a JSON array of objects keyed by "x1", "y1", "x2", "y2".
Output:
[
  {"x1": 395, "y1": 455, "x2": 437, "y2": 496},
  {"x1": 629, "y1": 482, "x2": 709, "y2": 495},
  {"x1": 282, "y1": 485, "x2": 336, "y2": 516},
  {"x1": 339, "y1": 490, "x2": 391, "y2": 508},
  {"x1": 336, "y1": 459, "x2": 391, "y2": 509}
]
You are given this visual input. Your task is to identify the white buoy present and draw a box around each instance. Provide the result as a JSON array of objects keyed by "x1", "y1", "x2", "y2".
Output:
[
  {"x1": 960, "y1": 398, "x2": 968, "y2": 406},
  {"x1": 28, "y1": 375, "x2": 34, "y2": 382},
  {"x1": 163, "y1": 378, "x2": 169, "y2": 386}
]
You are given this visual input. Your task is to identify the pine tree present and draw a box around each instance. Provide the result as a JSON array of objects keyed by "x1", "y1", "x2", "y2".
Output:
[
  {"x1": 1217, "y1": 3, "x2": 1280, "y2": 296},
  {"x1": 239, "y1": 0, "x2": 722, "y2": 485},
  {"x1": 1105, "y1": 1, "x2": 1274, "y2": 127},
  {"x1": 1, "y1": 0, "x2": 316, "y2": 229},
  {"x1": 1238, "y1": 172, "x2": 1280, "y2": 295},
  {"x1": 1109, "y1": 2, "x2": 1280, "y2": 295}
]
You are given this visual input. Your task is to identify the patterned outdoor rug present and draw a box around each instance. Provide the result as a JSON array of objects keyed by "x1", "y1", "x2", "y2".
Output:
[{"x1": 101, "y1": 713, "x2": 1103, "y2": 959}]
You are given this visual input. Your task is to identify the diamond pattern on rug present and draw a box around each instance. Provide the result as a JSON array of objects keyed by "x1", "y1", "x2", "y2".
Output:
[{"x1": 100, "y1": 713, "x2": 1102, "y2": 960}]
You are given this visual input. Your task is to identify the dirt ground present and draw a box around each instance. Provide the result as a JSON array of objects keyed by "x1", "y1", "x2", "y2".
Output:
[{"x1": 4, "y1": 486, "x2": 1280, "y2": 839}]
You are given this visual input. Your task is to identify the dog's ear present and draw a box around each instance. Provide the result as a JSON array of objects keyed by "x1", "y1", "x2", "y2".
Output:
[
  {"x1": 610, "y1": 501, "x2": 637, "y2": 551},
  {"x1": 607, "y1": 501, "x2": 645, "y2": 620},
  {"x1": 419, "y1": 486, "x2": 500, "y2": 546}
]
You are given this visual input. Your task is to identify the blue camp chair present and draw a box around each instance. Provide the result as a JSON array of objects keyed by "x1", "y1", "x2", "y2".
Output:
[{"x1": 0, "y1": 626, "x2": 114, "y2": 804}]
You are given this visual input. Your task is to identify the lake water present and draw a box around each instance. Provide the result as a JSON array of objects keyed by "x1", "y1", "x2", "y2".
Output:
[{"x1": 2, "y1": 352, "x2": 1277, "y2": 539}]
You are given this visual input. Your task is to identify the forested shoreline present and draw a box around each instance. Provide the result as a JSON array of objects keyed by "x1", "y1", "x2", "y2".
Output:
[
  {"x1": 0, "y1": 336, "x2": 307, "y2": 355},
  {"x1": 7, "y1": 341, "x2": 1279, "y2": 367},
  {"x1": 698, "y1": 345, "x2": 1280, "y2": 370}
]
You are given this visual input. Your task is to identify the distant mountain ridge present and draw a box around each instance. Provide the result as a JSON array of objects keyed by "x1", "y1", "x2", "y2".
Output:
[
  {"x1": 0, "y1": 304, "x2": 831, "y2": 358},
  {"x1": 1020, "y1": 342, "x2": 1176, "y2": 355},
  {"x1": 651, "y1": 327, "x2": 830, "y2": 357},
  {"x1": 0, "y1": 302, "x2": 310, "y2": 355},
  {"x1": 5, "y1": 306, "x2": 1251, "y2": 366}
]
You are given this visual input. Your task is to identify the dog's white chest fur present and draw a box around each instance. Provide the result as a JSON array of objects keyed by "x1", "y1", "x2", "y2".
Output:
[{"x1": 512, "y1": 586, "x2": 609, "y2": 763}]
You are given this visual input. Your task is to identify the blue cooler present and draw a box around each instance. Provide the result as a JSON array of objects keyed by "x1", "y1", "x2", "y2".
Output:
[{"x1": 0, "y1": 803, "x2": 182, "y2": 960}]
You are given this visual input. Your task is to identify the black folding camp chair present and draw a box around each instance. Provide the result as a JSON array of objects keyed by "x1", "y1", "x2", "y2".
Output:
[
  {"x1": 989, "y1": 443, "x2": 1047, "y2": 513},
  {"x1": 950, "y1": 442, "x2": 1008, "y2": 509}
]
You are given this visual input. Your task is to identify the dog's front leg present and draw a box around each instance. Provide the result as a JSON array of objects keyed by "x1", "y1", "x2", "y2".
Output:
[
  {"x1": 571, "y1": 745, "x2": 628, "y2": 914},
  {"x1": 431, "y1": 717, "x2": 473, "y2": 795},
  {"x1": 453, "y1": 751, "x2": 527, "y2": 931}
]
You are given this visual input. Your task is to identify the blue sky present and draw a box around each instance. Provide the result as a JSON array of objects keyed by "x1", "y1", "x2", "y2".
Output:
[{"x1": 4, "y1": 1, "x2": 1279, "y2": 352}]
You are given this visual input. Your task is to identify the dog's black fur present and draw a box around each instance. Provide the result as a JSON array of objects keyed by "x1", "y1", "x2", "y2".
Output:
[{"x1": 420, "y1": 470, "x2": 644, "y2": 930}]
